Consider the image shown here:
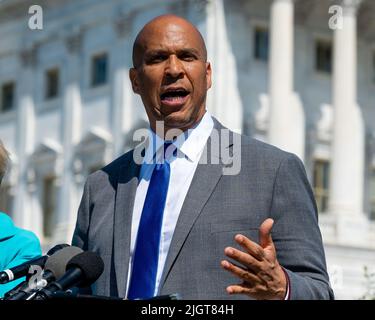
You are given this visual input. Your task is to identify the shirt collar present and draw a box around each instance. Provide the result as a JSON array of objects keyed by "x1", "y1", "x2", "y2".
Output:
[{"x1": 143, "y1": 111, "x2": 214, "y2": 163}]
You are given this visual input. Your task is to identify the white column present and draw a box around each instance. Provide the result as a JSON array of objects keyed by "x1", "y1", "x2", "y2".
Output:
[
  {"x1": 268, "y1": 0, "x2": 305, "y2": 161},
  {"x1": 112, "y1": 62, "x2": 129, "y2": 157},
  {"x1": 55, "y1": 32, "x2": 83, "y2": 243},
  {"x1": 329, "y1": 1, "x2": 365, "y2": 222},
  {"x1": 206, "y1": 0, "x2": 243, "y2": 133},
  {"x1": 13, "y1": 48, "x2": 36, "y2": 231},
  {"x1": 112, "y1": 15, "x2": 137, "y2": 157}
]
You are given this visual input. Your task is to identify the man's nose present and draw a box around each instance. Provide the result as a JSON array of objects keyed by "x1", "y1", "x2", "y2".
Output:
[{"x1": 165, "y1": 55, "x2": 184, "y2": 78}]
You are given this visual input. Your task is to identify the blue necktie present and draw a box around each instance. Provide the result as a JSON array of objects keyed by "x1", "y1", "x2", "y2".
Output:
[{"x1": 127, "y1": 142, "x2": 173, "y2": 300}]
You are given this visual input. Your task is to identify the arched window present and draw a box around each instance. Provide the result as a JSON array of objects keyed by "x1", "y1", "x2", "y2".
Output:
[
  {"x1": 29, "y1": 140, "x2": 62, "y2": 242},
  {"x1": 74, "y1": 127, "x2": 113, "y2": 181}
]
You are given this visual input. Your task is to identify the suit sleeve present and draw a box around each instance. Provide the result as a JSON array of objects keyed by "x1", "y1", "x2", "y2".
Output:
[
  {"x1": 71, "y1": 177, "x2": 93, "y2": 295},
  {"x1": 269, "y1": 153, "x2": 334, "y2": 300},
  {"x1": 72, "y1": 177, "x2": 91, "y2": 251}
]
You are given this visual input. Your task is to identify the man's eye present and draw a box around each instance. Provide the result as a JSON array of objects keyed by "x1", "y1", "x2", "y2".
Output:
[
  {"x1": 149, "y1": 55, "x2": 166, "y2": 63},
  {"x1": 180, "y1": 54, "x2": 195, "y2": 61}
]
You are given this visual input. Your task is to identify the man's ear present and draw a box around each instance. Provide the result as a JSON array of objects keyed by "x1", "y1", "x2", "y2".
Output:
[
  {"x1": 206, "y1": 62, "x2": 212, "y2": 90},
  {"x1": 129, "y1": 68, "x2": 140, "y2": 94}
]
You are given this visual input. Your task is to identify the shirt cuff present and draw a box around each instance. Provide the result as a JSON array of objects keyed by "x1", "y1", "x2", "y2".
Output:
[{"x1": 281, "y1": 267, "x2": 291, "y2": 300}]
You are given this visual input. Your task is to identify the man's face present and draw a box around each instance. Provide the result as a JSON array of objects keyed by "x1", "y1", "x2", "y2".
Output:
[{"x1": 130, "y1": 21, "x2": 212, "y2": 134}]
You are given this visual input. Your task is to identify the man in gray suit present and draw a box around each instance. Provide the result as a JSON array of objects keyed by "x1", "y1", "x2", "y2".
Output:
[{"x1": 72, "y1": 14, "x2": 334, "y2": 300}]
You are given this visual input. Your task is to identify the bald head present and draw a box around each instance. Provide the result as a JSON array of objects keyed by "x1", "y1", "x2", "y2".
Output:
[
  {"x1": 132, "y1": 14, "x2": 207, "y2": 67},
  {"x1": 129, "y1": 14, "x2": 212, "y2": 134}
]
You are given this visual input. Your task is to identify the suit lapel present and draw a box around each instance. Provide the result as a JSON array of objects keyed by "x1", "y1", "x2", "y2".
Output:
[
  {"x1": 158, "y1": 128, "x2": 227, "y2": 291},
  {"x1": 113, "y1": 151, "x2": 141, "y2": 298}
]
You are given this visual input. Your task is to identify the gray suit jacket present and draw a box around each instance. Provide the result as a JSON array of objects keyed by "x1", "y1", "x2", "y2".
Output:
[{"x1": 72, "y1": 118, "x2": 334, "y2": 300}]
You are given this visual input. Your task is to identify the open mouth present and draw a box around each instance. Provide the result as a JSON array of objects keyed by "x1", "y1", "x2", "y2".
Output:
[{"x1": 160, "y1": 88, "x2": 190, "y2": 107}]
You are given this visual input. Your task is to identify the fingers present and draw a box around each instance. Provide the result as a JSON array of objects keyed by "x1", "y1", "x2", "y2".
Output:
[
  {"x1": 233, "y1": 234, "x2": 265, "y2": 261},
  {"x1": 226, "y1": 284, "x2": 250, "y2": 295},
  {"x1": 224, "y1": 247, "x2": 262, "y2": 273},
  {"x1": 226, "y1": 284, "x2": 265, "y2": 295},
  {"x1": 259, "y1": 218, "x2": 274, "y2": 248},
  {"x1": 221, "y1": 260, "x2": 262, "y2": 284}
]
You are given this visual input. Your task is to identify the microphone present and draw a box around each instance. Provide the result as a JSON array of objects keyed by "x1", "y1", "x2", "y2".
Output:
[
  {"x1": 32, "y1": 251, "x2": 104, "y2": 300},
  {"x1": 0, "y1": 244, "x2": 70, "y2": 285},
  {"x1": 43, "y1": 246, "x2": 84, "y2": 284},
  {"x1": 4, "y1": 246, "x2": 83, "y2": 300},
  {"x1": 45, "y1": 244, "x2": 71, "y2": 256}
]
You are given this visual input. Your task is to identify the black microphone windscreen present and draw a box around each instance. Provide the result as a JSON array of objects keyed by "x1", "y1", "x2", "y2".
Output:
[
  {"x1": 66, "y1": 251, "x2": 104, "y2": 287},
  {"x1": 44, "y1": 246, "x2": 83, "y2": 280},
  {"x1": 46, "y1": 244, "x2": 70, "y2": 256}
]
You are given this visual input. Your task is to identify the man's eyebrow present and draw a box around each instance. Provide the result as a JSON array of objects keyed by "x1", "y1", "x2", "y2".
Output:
[
  {"x1": 145, "y1": 49, "x2": 168, "y2": 56},
  {"x1": 177, "y1": 48, "x2": 200, "y2": 56},
  {"x1": 144, "y1": 48, "x2": 202, "y2": 57}
]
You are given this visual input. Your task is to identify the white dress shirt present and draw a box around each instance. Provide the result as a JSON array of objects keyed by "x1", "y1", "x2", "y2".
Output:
[{"x1": 125, "y1": 111, "x2": 214, "y2": 298}]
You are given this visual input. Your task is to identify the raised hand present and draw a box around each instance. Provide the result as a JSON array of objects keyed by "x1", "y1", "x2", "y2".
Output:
[{"x1": 221, "y1": 218, "x2": 287, "y2": 300}]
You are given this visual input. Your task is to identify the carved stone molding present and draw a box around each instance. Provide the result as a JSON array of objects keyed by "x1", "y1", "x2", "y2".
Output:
[
  {"x1": 316, "y1": 104, "x2": 333, "y2": 143},
  {"x1": 295, "y1": 0, "x2": 317, "y2": 25},
  {"x1": 333, "y1": 0, "x2": 363, "y2": 14},
  {"x1": 168, "y1": 0, "x2": 210, "y2": 18},
  {"x1": 25, "y1": 166, "x2": 37, "y2": 193},
  {"x1": 357, "y1": 0, "x2": 375, "y2": 40},
  {"x1": 113, "y1": 11, "x2": 136, "y2": 38},
  {"x1": 72, "y1": 158, "x2": 84, "y2": 185},
  {"x1": 65, "y1": 29, "x2": 83, "y2": 54},
  {"x1": 188, "y1": 0, "x2": 210, "y2": 13},
  {"x1": 19, "y1": 46, "x2": 37, "y2": 67}
]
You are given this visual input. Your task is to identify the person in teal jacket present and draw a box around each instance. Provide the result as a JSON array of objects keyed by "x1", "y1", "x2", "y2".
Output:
[
  {"x1": 0, "y1": 140, "x2": 42, "y2": 298},
  {"x1": 0, "y1": 212, "x2": 42, "y2": 297}
]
